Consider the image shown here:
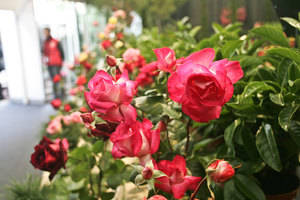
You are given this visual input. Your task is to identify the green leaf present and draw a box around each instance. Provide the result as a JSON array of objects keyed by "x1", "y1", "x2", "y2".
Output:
[
  {"x1": 70, "y1": 162, "x2": 90, "y2": 182},
  {"x1": 242, "y1": 81, "x2": 276, "y2": 98},
  {"x1": 278, "y1": 104, "x2": 300, "y2": 131},
  {"x1": 189, "y1": 26, "x2": 201, "y2": 37},
  {"x1": 222, "y1": 40, "x2": 243, "y2": 58},
  {"x1": 234, "y1": 174, "x2": 265, "y2": 200},
  {"x1": 224, "y1": 179, "x2": 246, "y2": 200},
  {"x1": 92, "y1": 140, "x2": 104, "y2": 153},
  {"x1": 269, "y1": 93, "x2": 284, "y2": 106},
  {"x1": 288, "y1": 120, "x2": 300, "y2": 147},
  {"x1": 161, "y1": 103, "x2": 182, "y2": 119},
  {"x1": 256, "y1": 123, "x2": 282, "y2": 171},
  {"x1": 288, "y1": 64, "x2": 300, "y2": 82},
  {"x1": 281, "y1": 17, "x2": 300, "y2": 31},
  {"x1": 251, "y1": 26, "x2": 289, "y2": 47},
  {"x1": 224, "y1": 119, "x2": 241, "y2": 156},
  {"x1": 267, "y1": 47, "x2": 300, "y2": 64}
]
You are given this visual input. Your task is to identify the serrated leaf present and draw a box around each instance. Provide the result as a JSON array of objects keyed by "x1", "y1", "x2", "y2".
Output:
[
  {"x1": 267, "y1": 47, "x2": 300, "y2": 64},
  {"x1": 269, "y1": 93, "x2": 284, "y2": 106},
  {"x1": 256, "y1": 123, "x2": 282, "y2": 172},
  {"x1": 222, "y1": 40, "x2": 243, "y2": 58},
  {"x1": 251, "y1": 26, "x2": 289, "y2": 47},
  {"x1": 224, "y1": 119, "x2": 241, "y2": 156},
  {"x1": 242, "y1": 81, "x2": 276, "y2": 98},
  {"x1": 278, "y1": 104, "x2": 300, "y2": 131},
  {"x1": 234, "y1": 174, "x2": 265, "y2": 200},
  {"x1": 224, "y1": 179, "x2": 246, "y2": 200},
  {"x1": 281, "y1": 17, "x2": 300, "y2": 31}
]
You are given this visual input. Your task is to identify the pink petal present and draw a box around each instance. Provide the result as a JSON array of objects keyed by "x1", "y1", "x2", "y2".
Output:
[
  {"x1": 167, "y1": 72, "x2": 185, "y2": 102},
  {"x1": 153, "y1": 47, "x2": 176, "y2": 72},
  {"x1": 223, "y1": 77, "x2": 234, "y2": 104},
  {"x1": 150, "y1": 128, "x2": 160, "y2": 154},
  {"x1": 224, "y1": 61, "x2": 244, "y2": 84},
  {"x1": 171, "y1": 182, "x2": 189, "y2": 199},
  {"x1": 182, "y1": 102, "x2": 222, "y2": 122},
  {"x1": 155, "y1": 176, "x2": 172, "y2": 193},
  {"x1": 183, "y1": 48, "x2": 215, "y2": 67},
  {"x1": 172, "y1": 155, "x2": 187, "y2": 176},
  {"x1": 120, "y1": 104, "x2": 137, "y2": 124},
  {"x1": 184, "y1": 176, "x2": 202, "y2": 190}
]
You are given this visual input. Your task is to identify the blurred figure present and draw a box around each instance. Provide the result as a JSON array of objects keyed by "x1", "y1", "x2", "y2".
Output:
[
  {"x1": 42, "y1": 27, "x2": 64, "y2": 98},
  {"x1": 0, "y1": 40, "x2": 5, "y2": 100}
]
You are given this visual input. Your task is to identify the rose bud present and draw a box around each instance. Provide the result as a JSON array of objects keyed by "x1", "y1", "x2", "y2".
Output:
[
  {"x1": 51, "y1": 98, "x2": 62, "y2": 109},
  {"x1": 30, "y1": 137, "x2": 69, "y2": 180},
  {"x1": 147, "y1": 195, "x2": 167, "y2": 200},
  {"x1": 206, "y1": 160, "x2": 235, "y2": 183},
  {"x1": 142, "y1": 166, "x2": 153, "y2": 180},
  {"x1": 106, "y1": 55, "x2": 117, "y2": 67},
  {"x1": 64, "y1": 104, "x2": 71, "y2": 112},
  {"x1": 83, "y1": 61, "x2": 93, "y2": 70},
  {"x1": 80, "y1": 112, "x2": 94, "y2": 124},
  {"x1": 53, "y1": 74, "x2": 61, "y2": 83},
  {"x1": 76, "y1": 75, "x2": 87, "y2": 86}
]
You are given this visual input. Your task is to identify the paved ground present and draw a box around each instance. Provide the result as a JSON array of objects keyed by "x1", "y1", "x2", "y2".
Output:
[{"x1": 0, "y1": 100, "x2": 55, "y2": 199}]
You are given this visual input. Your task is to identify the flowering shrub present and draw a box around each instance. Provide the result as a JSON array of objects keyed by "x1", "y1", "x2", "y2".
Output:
[{"x1": 29, "y1": 13, "x2": 300, "y2": 200}]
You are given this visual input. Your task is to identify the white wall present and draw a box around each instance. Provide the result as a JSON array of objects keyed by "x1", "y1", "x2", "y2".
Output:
[{"x1": 0, "y1": 0, "x2": 46, "y2": 104}]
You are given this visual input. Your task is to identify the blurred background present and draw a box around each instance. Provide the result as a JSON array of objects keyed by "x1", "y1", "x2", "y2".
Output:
[{"x1": 0, "y1": 0, "x2": 299, "y2": 199}]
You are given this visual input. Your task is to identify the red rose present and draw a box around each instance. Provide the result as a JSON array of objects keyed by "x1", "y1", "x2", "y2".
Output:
[
  {"x1": 79, "y1": 106, "x2": 88, "y2": 113},
  {"x1": 85, "y1": 70, "x2": 137, "y2": 124},
  {"x1": 64, "y1": 104, "x2": 71, "y2": 112},
  {"x1": 83, "y1": 61, "x2": 93, "y2": 70},
  {"x1": 148, "y1": 195, "x2": 167, "y2": 200},
  {"x1": 153, "y1": 47, "x2": 176, "y2": 72},
  {"x1": 106, "y1": 55, "x2": 117, "y2": 67},
  {"x1": 155, "y1": 155, "x2": 202, "y2": 199},
  {"x1": 135, "y1": 61, "x2": 159, "y2": 87},
  {"x1": 90, "y1": 122, "x2": 118, "y2": 140},
  {"x1": 207, "y1": 160, "x2": 235, "y2": 183},
  {"x1": 76, "y1": 75, "x2": 87, "y2": 86},
  {"x1": 30, "y1": 137, "x2": 69, "y2": 180},
  {"x1": 110, "y1": 119, "x2": 160, "y2": 163},
  {"x1": 116, "y1": 32, "x2": 124, "y2": 40},
  {"x1": 168, "y1": 48, "x2": 243, "y2": 122},
  {"x1": 53, "y1": 74, "x2": 61, "y2": 83},
  {"x1": 51, "y1": 98, "x2": 62, "y2": 109},
  {"x1": 101, "y1": 40, "x2": 112, "y2": 50}
]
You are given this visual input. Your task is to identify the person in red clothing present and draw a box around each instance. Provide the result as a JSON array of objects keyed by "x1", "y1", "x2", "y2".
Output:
[{"x1": 43, "y1": 27, "x2": 64, "y2": 98}]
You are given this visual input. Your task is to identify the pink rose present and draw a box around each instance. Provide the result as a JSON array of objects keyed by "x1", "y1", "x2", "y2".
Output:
[
  {"x1": 168, "y1": 48, "x2": 243, "y2": 122},
  {"x1": 123, "y1": 48, "x2": 141, "y2": 63},
  {"x1": 153, "y1": 47, "x2": 176, "y2": 72},
  {"x1": 207, "y1": 160, "x2": 235, "y2": 183},
  {"x1": 147, "y1": 195, "x2": 167, "y2": 200},
  {"x1": 70, "y1": 112, "x2": 83, "y2": 124},
  {"x1": 62, "y1": 115, "x2": 72, "y2": 125},
  {"x1": 47, "y1": 116, "x2": 62, "y2": 134},
  {"x1": 110, "y1": 119, "x2": 160, "y2": 162},
  {"x1": 85, "y1": 70, "x2": 137, "y2": 124},
  {"x1": 155, "y1": 155, "x2": 202, "y2": 199}
]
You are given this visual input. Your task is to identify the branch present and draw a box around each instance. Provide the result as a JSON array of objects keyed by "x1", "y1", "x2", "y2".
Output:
[{"x1": 190, "y1": 176, "x2": 207, "y2": 200}]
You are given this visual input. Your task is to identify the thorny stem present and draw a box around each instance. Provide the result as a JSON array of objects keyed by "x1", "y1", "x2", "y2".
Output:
[
  {"x1": 190, "y1": 176, "x2": 207, "y2": 200},
  {"x1": 185, "y1": 118, "x2": 192, "y2": 157}
]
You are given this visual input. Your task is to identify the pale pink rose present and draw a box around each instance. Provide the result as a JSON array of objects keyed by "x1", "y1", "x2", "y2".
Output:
[
  {"x1": 62, "y1": 115, "x2": 72, "y2": 125},
  {"x1": 70, "y1": 112, "x2": 83, "y2": 124},
  {"x1": 123, "y1": 48, "x2": 141, "y2": 63},
  {"x1": 46, "y1": 116, "x2": 62, "y2": 134}
]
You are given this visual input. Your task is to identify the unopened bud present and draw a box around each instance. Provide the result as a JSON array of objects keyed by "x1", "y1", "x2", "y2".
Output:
[
  {"x1": 80, "y1": 113, "x2": 94, "y2": 124},
  {"x1": 142, "y1": 167, "x2": 153, "y2": 180},
  {"x1": 106, "y1": 55, "x2": 117, "y2": 67}
]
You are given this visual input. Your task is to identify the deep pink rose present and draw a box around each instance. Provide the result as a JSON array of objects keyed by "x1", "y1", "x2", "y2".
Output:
[
  {"x1": 47, "y1": 116, "x2": 62, "y2": 134},
  {"x1": 147, "y1": 195, "x2": 168, "y2": 200},
  {"x1": 123, "y1": 48, "x2": 141, "y2": 63},
  {"x1": 168, "y1": 48, "x2": 243, "y2": 122},
  {"x1": 85, "y1": 70, "x2": 137, "y2": 124},
  {"x1": 30, "y1": 137, "x2": 69, "y2": 180},
  {"x1": 155, "y1": 155, "x2": 202, "y2": 199},
  {"x1": 110, "y1": 119, "x2": 160, "y2": 162},
  {"x1": 101, "y1": 40, "x2": 112, "y2": 50},
  {"x1": 153, "y1": 47, "x2": 176, "y2": 72},
  {"x1": 207, "y1": 160, "x2": 235, "y2": 183}
]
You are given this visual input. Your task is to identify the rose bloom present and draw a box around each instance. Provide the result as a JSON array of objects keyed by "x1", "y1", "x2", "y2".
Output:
[
  {"x1": 83, "y1": 61, "x2": 93, "y2": 70},
  {"x1": 64, "y1": 104, "x2": 71, "y2": 112},
  {"x1": 52, "y1": 74, "x2": 61, "y2": 83},
  {"x1": 110, "y1": 119, "x2": 160, "y2": 164},
  {"x1": 76, "y1": 75, "x2": 87, "y2": 86},
  {"x1": 144, "y1": 195, "x2": 167, "y2": 200},
  {"x1": 168, "y1": 48, "x2": 243, "y2": 122},
  {"x1": 123, "y1": 48, "x2": 141, "y2": 63},
  {"x1": 116, "y1": 32, "x2": 124, "y2": 40},
  {"x1": 85, "y1": 70, "x2": 137, "y2": 124},
  {"x1": 154, "y1": 47, "x2": 176, "y2": 72},
  {"x1": 51, "y1": 98, "x2": 62, "y2": 109},
  {"x1": 155, "y1": 155, "x2": 202, "y2": 199},
  {"x1": 135, "y1": 61, "x2": 159, "y2": 87},
  {"x1": 46, "y1": 116, "x2": 62, "y2": 134},
  {"x1": 70, "y1": 111, "x2": 83, "y2": 123},
  {"x1": 30, "y1": 137, "x2": 69, "y2": 180},
  {"x1": 101, "y1": 40, "x2": 112, "y2": 50},
  {"x1": 207, "y1": 160, "x2": 235, "y2": 183},
  {"x1": 113, "y1": 9, "x2": 126, "y2": 19},
  {"x1": 62, "y1": 115, "x2": 72, "y2": 125}
]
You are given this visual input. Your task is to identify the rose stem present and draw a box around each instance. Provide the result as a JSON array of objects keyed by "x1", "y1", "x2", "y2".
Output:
[
  {"x1": 190, "y1": 176, "x2": 207, "y2": 200},
  {"x1": 185, "y1": 118, "x2": 192, "y2": 156}
]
